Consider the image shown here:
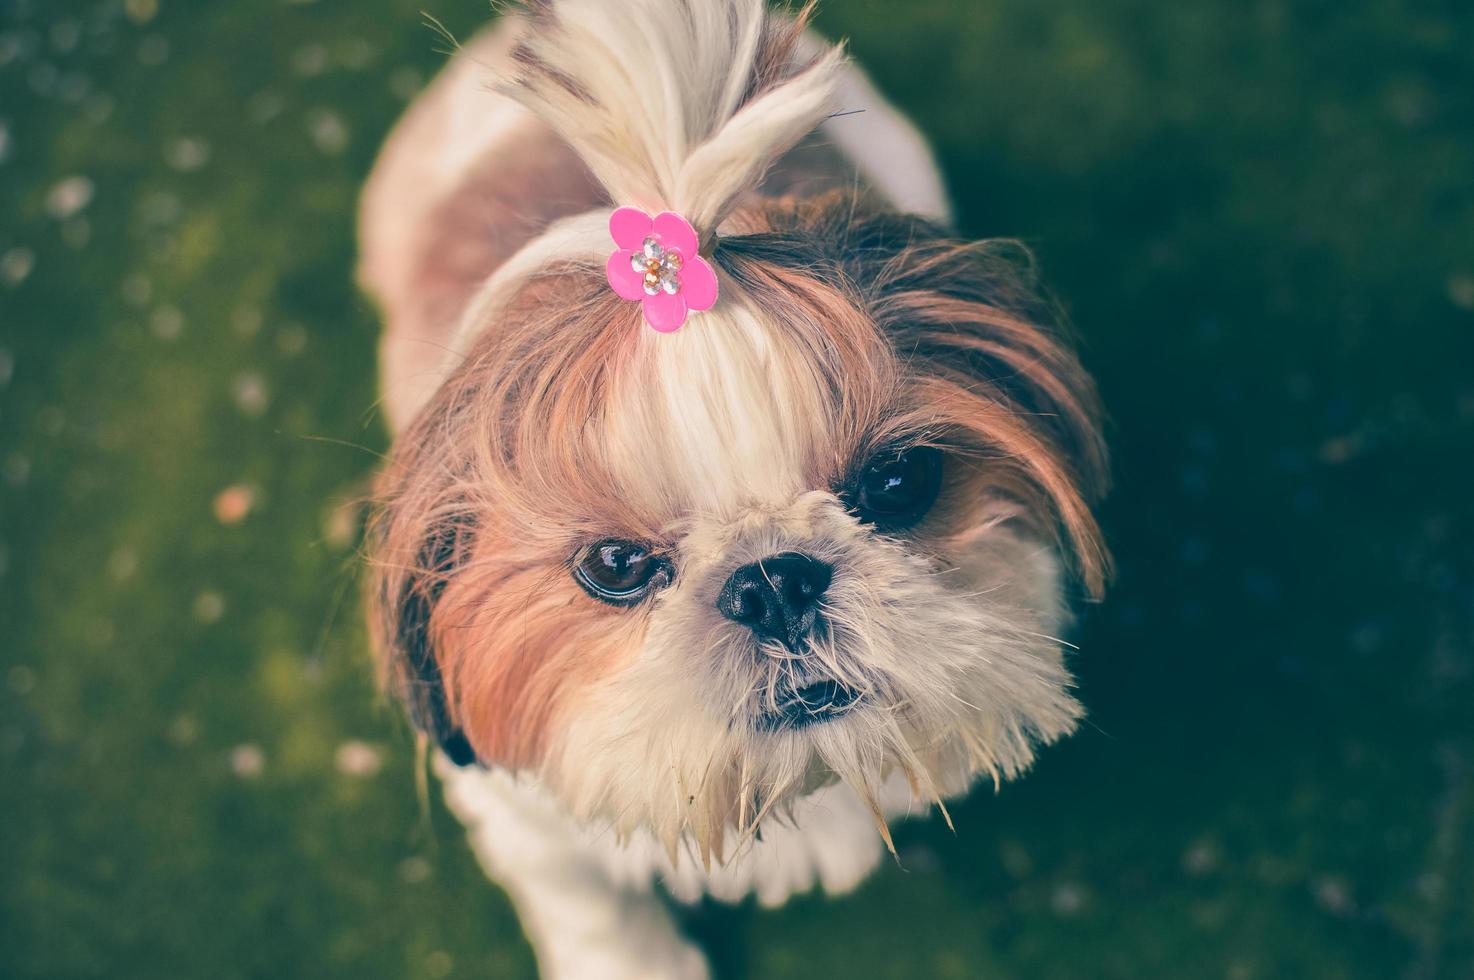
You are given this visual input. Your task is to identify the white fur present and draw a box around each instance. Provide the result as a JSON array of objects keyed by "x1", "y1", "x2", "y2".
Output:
[
  {"x1": 440, "y1": 515, "x2": 1069, "y2": 980},
  {"x1": 439, "y1": 760, "x2": 712, "y2": 980},
  {"x1": 438, "y1": 759, "x2": 918, "y2": 979},
  {"x1": 367, "y1": 4, "x2": 1075, "y2": 977},
  {"x1": 418, "y1": 15, "x2": 952, "y2": 388},
  {"x1": 542, "y1": 492, "x2": 1077, "y2": 855},
  {"x1": 507, "y1": 0, "x2": 843, "y2": 230}
]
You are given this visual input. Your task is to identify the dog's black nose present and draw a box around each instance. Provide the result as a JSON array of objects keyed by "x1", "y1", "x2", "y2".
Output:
[{"x1": 716, "y1": 552, "x2": 832, "y2": 649}]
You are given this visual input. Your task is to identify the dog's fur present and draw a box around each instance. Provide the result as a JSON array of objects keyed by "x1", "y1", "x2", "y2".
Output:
[{"x1": 359, "y1": 3, "x2": 1107, "y2": 976}]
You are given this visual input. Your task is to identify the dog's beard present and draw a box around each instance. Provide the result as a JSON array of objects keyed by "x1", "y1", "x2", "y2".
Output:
[{"x1": 541, "y1": 492, "x2": 1082, "y2": 864}]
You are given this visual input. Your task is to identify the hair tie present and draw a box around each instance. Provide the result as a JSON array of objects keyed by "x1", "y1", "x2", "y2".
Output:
[{"x1": 604, "y1": 207, "x2": 719, "y2": 332}]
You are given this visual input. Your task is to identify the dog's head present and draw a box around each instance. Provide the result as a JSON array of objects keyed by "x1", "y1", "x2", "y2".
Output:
[{"x1": 367, "y1": 0, "x2": 1108, "y2": 860}]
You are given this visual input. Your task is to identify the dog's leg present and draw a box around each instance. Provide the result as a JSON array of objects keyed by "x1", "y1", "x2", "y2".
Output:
[{"x1": 438, "y1": 762, "x2": 711, "y2": 980}]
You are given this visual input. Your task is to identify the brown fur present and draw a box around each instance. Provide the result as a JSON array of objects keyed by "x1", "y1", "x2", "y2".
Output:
[
  {"x1": 717, "y1": 197, "x2": 1109, "y2": 592},
  {"x1": 368, "y1": 189, "x2": 1107, "y2": 769}
]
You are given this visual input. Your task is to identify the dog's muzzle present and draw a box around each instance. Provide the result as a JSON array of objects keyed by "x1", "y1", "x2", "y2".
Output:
[{"x1": 755, "y1": 678, "x2": 862, "y2": 732}]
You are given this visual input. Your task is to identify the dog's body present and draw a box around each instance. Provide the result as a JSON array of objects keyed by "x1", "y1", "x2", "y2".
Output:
[{"x1": 360, "y1": 5, "x2": 1106, "y2": 978}]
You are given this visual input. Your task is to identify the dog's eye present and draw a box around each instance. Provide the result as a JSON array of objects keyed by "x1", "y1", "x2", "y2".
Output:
[
  {"x1": 572, "y1": 539, "x2": 671, "y2": 606},
  {"x1": 848, "y1": 446, "x2": 943, "y2": 530}
]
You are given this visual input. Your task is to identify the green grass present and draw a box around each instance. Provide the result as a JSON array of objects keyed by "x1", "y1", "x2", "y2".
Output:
[{"x1": 3, "y1": 1, "x2": 1472, "y2": 977}]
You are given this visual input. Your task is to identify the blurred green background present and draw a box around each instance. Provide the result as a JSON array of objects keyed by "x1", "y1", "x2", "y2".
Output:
[{"x1": 3, "y1": 0, "x2": 1472, "y2": 977}]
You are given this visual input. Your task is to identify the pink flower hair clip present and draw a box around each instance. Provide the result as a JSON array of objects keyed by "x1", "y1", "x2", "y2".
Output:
[{"x1": 604, "y1": 207, "x2": 719, "y2": 332}]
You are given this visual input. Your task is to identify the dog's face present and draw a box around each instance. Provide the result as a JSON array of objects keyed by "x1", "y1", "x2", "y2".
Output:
[{"x1": 371, "y1": 196, "x2": 1107, "y2": 858}]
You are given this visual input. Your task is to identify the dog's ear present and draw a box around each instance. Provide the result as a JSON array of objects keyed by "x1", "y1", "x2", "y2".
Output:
[
  {"x1": 720, "y1": 200, "x2": 1111, "y2": 595},
  {"x1": 375, "y1": 517, "x2": 479, "y2": 767}
]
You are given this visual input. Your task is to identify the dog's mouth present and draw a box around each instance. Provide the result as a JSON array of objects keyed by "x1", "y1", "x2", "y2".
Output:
[{"x1": 755, "y1": 679, "x2": 862, "y2": 732}]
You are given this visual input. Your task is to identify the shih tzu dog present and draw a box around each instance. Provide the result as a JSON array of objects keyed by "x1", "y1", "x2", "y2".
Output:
[{"x1": 357, "y1": 1, "x2": 1108, "y2": 976}]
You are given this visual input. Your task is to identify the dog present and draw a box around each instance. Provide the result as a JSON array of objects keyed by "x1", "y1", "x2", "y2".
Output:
[{"x1": 358, "y1": 2, "x2": 1108, "y2": 976}]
